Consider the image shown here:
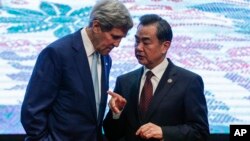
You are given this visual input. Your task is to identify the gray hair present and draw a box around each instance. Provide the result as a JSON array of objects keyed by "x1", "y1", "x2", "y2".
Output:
[{"x1": 89, "y1": 0, "x2": 133, "y2": 32}]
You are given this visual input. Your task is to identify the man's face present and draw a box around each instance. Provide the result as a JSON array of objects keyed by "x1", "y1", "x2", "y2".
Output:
[
  {"x1": 134, "y1": 24, "x2": 170, "y2": 69},
  {"x1": 92, "y1": 21, "x2": 127, "y2": 55}
]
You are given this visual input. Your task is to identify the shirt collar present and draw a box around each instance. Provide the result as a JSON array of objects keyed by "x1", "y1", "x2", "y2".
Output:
[
  {"x1": 143, "y1": 59, "x2": 168, "y2": 79},
  {"x1": 81, "y1": 28, "x2": 95, "y2": 57}
]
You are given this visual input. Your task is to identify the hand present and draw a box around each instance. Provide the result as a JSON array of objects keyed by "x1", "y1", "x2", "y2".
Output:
[
  {"x1": 136, "y1": 122, "x2": 163, "y2": 140},
  {"x1": 107, "y1": 91, "x2": 127, "y2": 114}
]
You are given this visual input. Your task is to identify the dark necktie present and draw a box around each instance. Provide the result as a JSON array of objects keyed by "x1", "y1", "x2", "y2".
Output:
[{"x1": 139, "y1": 71, "x2": 154, "y2": 118}]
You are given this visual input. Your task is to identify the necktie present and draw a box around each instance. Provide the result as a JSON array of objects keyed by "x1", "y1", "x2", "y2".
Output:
[
  {"x1": 91, "y1": 52, "x2": 100, "y2": 117},
  {"x1": 139, "y1": 71, "x2": 154, "y2": 118}
]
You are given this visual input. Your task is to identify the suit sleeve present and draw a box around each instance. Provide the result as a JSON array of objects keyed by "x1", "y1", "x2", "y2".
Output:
[
  {"x1": 21, "y1": 47, "x2": 61, "y2": 141},
  {"x1": 162, "y1": 75, "x2": 210, "y2": 141},
  {"x1": 103, "y1": 76, "x2": 127, "y2": 141}
]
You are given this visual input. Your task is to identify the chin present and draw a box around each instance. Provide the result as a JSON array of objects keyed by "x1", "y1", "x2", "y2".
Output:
[
  {"x1": 138, "y1": 60, "x2": 146, "y2": 65},
  {"x1": 101, "y1": 51, "x2": 110, "y2": 55}
]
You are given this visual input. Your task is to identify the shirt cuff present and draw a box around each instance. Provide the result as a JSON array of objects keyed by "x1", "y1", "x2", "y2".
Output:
[{"x1": 112, "y1": 112, "x2": 121, "y2": 119}]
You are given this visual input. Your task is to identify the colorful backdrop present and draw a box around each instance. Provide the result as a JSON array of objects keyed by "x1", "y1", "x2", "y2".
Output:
[{"x1": 0, "y1": 0, "x2": 250, "y2": 134}]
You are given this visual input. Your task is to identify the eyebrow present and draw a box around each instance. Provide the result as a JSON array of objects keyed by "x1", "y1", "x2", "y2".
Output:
[
  {"x1": 135, "y1": 35, "x2": 151, "y2": 42},
  {"x1": 112, "y1": 34, "x2": 125, "y2": 39}
]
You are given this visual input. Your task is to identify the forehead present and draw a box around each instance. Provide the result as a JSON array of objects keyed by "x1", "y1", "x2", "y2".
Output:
[{"x1": 136, "y1": 24, "x2": 157, "y2": 38}]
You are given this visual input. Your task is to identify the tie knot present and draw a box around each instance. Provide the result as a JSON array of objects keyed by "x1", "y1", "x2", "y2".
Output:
[
  {"x1": 93, "y1": 51, "x2": 99, "y2": 57},
  {"x1": 92, "y1": 52, "x2": 99, "y2": 63},
  {"x1": 146, "y1": 71, "x2": 154, "y2": 80}
]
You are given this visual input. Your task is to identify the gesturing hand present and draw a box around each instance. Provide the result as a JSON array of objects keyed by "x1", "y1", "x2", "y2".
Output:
[{"x1": 107, "y1": 91, "x2": 127, "y2": 114}]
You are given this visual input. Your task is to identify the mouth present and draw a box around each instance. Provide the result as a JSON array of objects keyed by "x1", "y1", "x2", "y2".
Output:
[
  {"x1": 108, "y1": 46, "x2": 114, "y2": 51},
  {"x1": 107, "y1": 48, "x2": 112, "y2": 52},
  {"x1": 136, "y1": 54, "x2": 144, "y2": 60},
  {"x1": 103, "y1": 47, "x2": 113, "y2": 54}
]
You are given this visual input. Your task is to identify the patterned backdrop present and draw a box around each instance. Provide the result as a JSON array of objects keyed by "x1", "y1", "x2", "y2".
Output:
[{"x1": 0, "y1": 0, "x2": 250, "y2": 134}]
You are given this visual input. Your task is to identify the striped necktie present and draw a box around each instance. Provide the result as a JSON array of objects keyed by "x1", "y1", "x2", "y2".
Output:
[{"x1": 139, "y1": 71, "x2": 154, "y2": 118}]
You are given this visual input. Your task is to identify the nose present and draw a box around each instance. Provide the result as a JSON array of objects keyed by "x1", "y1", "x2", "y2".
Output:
[
  {"x1": 135, "y1": 42, "x2": 143, "y2": 50},
  {"x1": 113, "y1": 39, "x2": 122, "y2": 47}
]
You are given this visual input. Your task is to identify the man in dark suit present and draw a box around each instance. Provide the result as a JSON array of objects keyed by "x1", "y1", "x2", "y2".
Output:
[
  {"x1": 103, "y1": 14, "x2": 209, "y2": 141},
  {"x1": 20, "y1": 0, "x2": 133, "y2": 141}
]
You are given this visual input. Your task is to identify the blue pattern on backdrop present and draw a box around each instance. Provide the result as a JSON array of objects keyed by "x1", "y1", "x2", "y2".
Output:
[{"x1": 0, "y1": 0, "x2": 250, "y2": 134}]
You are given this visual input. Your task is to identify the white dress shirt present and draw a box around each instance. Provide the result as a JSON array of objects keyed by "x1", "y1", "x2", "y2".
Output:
[
  {"x1": 112, "y1": 59, "x2": 169, "y2": 119},
  {"x1": 81, "y1": 28, "x2": 102, "y2": 112},
  {"x1": 139, "y1": 59, "x2": 168, "y2": 102}
]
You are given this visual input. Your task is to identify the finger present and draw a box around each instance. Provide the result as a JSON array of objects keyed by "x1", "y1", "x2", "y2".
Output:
[
  {"x1": 108, "y1": 96, "x2": 119, "y2": 112},
  {"x1": 136, "y1": 123, "x2": 148, "y2": 136},
  {"x1": 143, "y1": 128, "x2": 153, "y2": 139},
  {"x1": 145, "y1": 128, "x2": 162, "y2": 139},
  {"x1": 108, "y1": 91, "x2": 119, "y2": 108},
  {"x1": 107, "y1": 91, "x2": 119, "y2": 97},
  {"x1": 109, "y1": 98, "x2": 125, "y2": 114},
  {"x1": 109, "y1": 98, "x2": 115, "y2": 108},
  {"x1": 107, "y1": 91, "x2": 125, "y2": 100},
  {"x1": 111, "y1": 105, "x2": 120, "y2": 114},
  {"x1": 136, "y1": 123, "x2": 153, "y2": 137},
  {"x1": 118, "y1": 97, "x2": 127, "y2": 107},
  {"x1": 108, "y1": 91, "x2": 127, "y2": 107},
  {"x1": 142, "y1": 128, "x2": 151, "y2": 137},
  {"x1": 140, "y1": 126, "x2": 155, "y2": 139},
  {"x1": 135, "y1": 127, "x2": 141, "y2": 135},
  {"x1": 136, "y1": 124, "x2": 146, "y2": 136},
  {"x1": 142, "y1": 123, "x2": 163, "y2": 139}
]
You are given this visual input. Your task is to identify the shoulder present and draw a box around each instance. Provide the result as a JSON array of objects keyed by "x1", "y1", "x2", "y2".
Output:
[
  {"x1": 40, "y1": 30, "x2": 82, "y2": 56},
  {"x1": 168, "y1": 59, "x2": 203, "y2": 83},
  {"x1": 168, "y1": 59, "x2": 201, "y2": 78},
  {"x1": 117, "y1": 68, "x2": 142, "y2": 81},
  {"x1": 176, "y1": 66, "x2": 201, "y2": 78},
  {"x1": 49, "y1": 33, "x2": 75, "y2": 49}
]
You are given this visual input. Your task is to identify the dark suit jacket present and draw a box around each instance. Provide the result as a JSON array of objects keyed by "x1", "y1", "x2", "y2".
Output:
[
  {"x1": 103, "y1": 59, "x2": 209, "y2": 141},
  {"x1": 21, "y1": 29, "x2": 112, "y2": 141}
]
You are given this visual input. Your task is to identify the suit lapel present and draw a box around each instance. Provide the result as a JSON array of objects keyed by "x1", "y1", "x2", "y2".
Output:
[
  {"x1": 72, "y1": 29, "x2": 97, "y2": 122},
  {"x1": 145, "y1": 59, "x2": 177, "y2": 121},
  {"x1": 130, "y1": 68, "x2": 144, "y2": 123}
]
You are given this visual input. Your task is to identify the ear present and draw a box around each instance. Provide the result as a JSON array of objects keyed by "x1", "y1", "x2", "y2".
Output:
[
  {"x1": 92, "y1": 20, "x2": 102, "y2": 33},
  {"x1": 161, "y1": 41, "x2": 171, "y2": 54}
]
